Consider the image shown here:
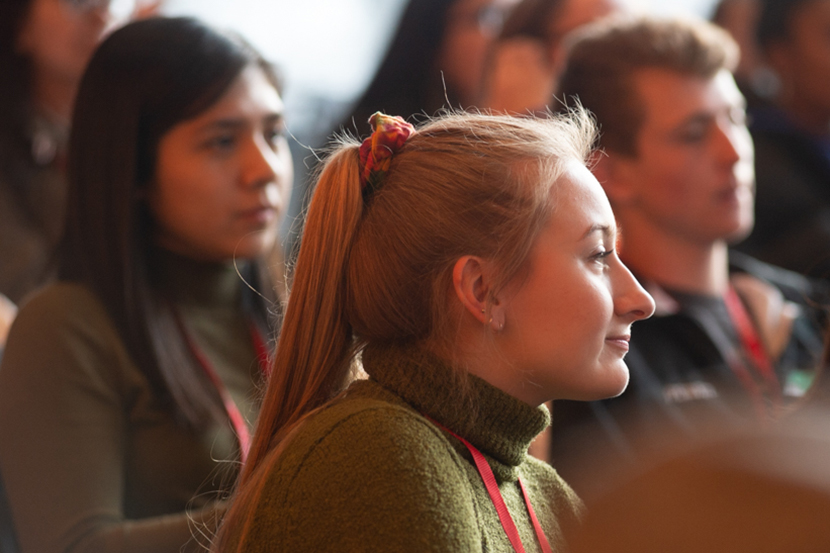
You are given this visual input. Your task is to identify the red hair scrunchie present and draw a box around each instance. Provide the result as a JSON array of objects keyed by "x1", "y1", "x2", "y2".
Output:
[{"x1": 358, "y1": 112, "x2": 416, "y2": 199}]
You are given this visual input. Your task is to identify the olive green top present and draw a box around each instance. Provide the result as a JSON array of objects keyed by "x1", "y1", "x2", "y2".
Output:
[
  {"x1": 0, "y1": 250, "x2": 265, "y2": 553},
  {"x1": 222, "y1": 343, "x2": 583, "y2": 552}
]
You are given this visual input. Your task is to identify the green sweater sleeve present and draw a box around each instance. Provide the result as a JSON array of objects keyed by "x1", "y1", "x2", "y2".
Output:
[
  {"x1": 0, "y1": 284, "x2": 218, "y2": 553},
  {"x1": 238, "y1": 403, "x2": 484, "y2": 553}
]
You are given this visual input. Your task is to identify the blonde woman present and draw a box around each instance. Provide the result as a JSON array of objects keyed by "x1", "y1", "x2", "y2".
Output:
[{"x1": 214, "y1": 110, "x2": 655, "y2": 552}]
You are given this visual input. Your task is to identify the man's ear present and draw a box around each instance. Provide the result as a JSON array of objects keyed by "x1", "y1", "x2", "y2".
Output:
[
  {"x1": 593, "y1": 150, "x2": 638, "y2": 206},
  {"x1": 452, "y1": 256, "x2": 490, "y2": 324}
]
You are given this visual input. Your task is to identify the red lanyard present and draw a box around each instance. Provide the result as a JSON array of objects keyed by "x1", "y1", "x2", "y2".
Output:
[
  {"x1": 248, "y1": 320, "x2": 272, "y2": 379},
  {"x1": 723, "y1": 285, "x2": 782, "y2": 419},
  {"x1": 172, "y1": 310, "x2": 270, "y2": 464},
  {"x1": 432, "y1": 420, "x2": 552, "y2": 553}
]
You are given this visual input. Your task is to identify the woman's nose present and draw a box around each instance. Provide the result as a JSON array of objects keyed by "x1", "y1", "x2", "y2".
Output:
[
  {"x1": 242, "y1": 136, "x2": 281, "y2": 189},
  {"x1": 614, "y1": 262, "x2": 656, "y2": 322}
]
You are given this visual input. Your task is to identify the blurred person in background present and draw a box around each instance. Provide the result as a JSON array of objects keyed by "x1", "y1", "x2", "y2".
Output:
[
  {"x1": 734, "y1": 0, "x2": 830, "y2": 280},
  {"x1": 550, "y1": 15, "x2": 828, "y2": 496},
  {"x1": 0, "y1": 16, "x2": 290, "y2": 553},
  {"x1": 710, "y1": 0, "x2": 774, "y2": 107},
  {"x1": 0, "y1": 296, "x2": 15, "y2": 364},
  {"x1": 0, "y1": 0, "x2": 160, "y2": 339},
  {"x1": 567, "y1": 417, "x2": 830, "y2": 553},
  {"x1": 569, "y1": 321, "x2": 830, "y2": 553},
  {"x1": 343, "y1": 0, "x2": 520, "y2": 129},
  {"x1": 482, "y1": 0, "x2": 626, "y2": 114}
]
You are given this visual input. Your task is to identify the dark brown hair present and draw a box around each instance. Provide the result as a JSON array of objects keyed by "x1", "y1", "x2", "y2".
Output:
[
  {"x1": 344, "y1": 0, "x2": 466, "y2": 128},
  {"x1": 61, "y1": 17, "x2": 283, "y2": 428},
  {"x1": 0, "y1": 0, "x2": 41, "y2": 244},
  {"x1": 0, "y1": 0, "x2": 34, "y2": 145},
  {"x1": 757, "y1": 0, "x2": 821, "y2": 51},
  {"x1": 500, "y1": 0, "x2": 563, "y2": 42}
]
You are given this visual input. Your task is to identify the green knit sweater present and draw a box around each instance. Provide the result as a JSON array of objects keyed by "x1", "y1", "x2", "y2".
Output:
[{"x1": 224, "y1": 343, "x2": 583, "y2": 552}]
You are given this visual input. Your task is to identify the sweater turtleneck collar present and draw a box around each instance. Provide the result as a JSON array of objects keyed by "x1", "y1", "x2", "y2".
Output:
[
  {"x1": 149, "y1": 247, "x2": 247, "y2": 310},
  {"x1": 361, "y1": 342, "x2": 550, "y2": 482}
]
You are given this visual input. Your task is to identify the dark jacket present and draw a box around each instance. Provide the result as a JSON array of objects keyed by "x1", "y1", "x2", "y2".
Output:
[
  {"x1": 549, "y1": 252, "x2": 828, "y2": 496},
  {"x1": 736, "y1": 106, "x2": 830, "y2": 278}
]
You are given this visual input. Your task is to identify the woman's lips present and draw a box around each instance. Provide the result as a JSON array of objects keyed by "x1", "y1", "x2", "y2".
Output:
[
  {"x1": 238, "y1": 205, "x2": 278, "y2": 226},
  {"x1": 605, "y1": 335, "x2": 631, "y2": 353}
]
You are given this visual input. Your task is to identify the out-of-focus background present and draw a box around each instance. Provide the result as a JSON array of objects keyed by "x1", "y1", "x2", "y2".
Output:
[
  {"x1": 160, "y1": 0, "x2": 723, "y2": 242},
  {"x1": 163, "y1": 0, "x2": 719, "y2": 141}
]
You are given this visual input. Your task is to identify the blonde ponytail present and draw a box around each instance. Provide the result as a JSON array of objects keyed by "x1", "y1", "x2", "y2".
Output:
[{"x1": 243, "y1": 143, "x2": 364, "y2": 480}]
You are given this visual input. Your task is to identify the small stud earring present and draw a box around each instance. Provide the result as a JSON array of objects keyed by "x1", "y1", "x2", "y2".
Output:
[{"x1": 490, "y1": 312, "x2": 505, "y2": 332}]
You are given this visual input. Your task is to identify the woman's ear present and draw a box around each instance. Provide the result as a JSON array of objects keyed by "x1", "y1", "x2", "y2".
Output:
[
  {"x1": 452, "y1": 256, "x2": 490, "y2": 324},
  {"x1": 452, "y1": 256, "x2": 506, "y2": 331}
]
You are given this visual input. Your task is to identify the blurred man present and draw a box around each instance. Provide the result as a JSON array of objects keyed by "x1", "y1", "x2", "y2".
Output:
[{"x1": 549, "y1": 16, "x2": 827, "y2": 495}]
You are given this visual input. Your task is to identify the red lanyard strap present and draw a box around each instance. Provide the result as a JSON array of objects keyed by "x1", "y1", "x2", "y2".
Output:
[
  {"x1": 518, "y1": 479, "x2": 552, "y2": 553},
  {"x1": 723, "y1": 285, "x2": 782, "y2": 416},
  {"x1": 172, "y1": 309, "x2": 271, "y2": 464},
  {"x1": 248, "y1": 320, "x2": 272, "y2": 378},
  {"x1": 431, "y1": 419, "x2": 552, "y2": 553},
  {"x1": 187, "y1": 334, "x2": 253, "y2": 463}
]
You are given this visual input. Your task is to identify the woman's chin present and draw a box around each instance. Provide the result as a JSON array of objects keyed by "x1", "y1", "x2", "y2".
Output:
[{"x1": 587, "y1": 365, "x2": 630, "y2": 400}]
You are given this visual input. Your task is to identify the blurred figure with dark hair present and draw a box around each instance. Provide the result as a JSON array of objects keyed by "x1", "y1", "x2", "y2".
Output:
[
  {"x1": 735, "y1": 0, "x2": 830, "y2": 280},
  {"x1": 710, "y1": 0, "x2": 774, "y2": 107},
  {"x1": 482, "y1": 0, "x2": 625, "y2": 113},
  {"x1": 0, "y1": 0, "x2": 156, "y2": 307},
  {"x1": 344, "y1": 0, "x2": 520, "y2": 128}
]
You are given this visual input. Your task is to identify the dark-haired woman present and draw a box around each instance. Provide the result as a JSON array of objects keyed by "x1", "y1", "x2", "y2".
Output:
[
  {"x1": 482, "y1": 0, "x2": 623, "y2": 113},
  {"x1": 345, "y1": 0, "x2": 520, "y2": 128},
  {"x1": 0, "y1": 17, "x2": 290, "y2": 553}
]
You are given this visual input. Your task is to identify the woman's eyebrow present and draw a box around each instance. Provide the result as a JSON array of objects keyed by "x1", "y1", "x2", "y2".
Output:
[
  {"x1": 197, "y1": 112, "x2": 284, "y2": 133},
  {"x1": 580, "y1": 224, "x2": 612, "y2": 240}
]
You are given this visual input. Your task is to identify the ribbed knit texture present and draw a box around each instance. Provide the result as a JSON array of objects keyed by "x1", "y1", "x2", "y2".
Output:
[
  {"x1": 226, "y1": 343, "x2": 583, "y2": 552},
  {"x1": 363, "y1": 342, "x2": 550, "y2": 483}
]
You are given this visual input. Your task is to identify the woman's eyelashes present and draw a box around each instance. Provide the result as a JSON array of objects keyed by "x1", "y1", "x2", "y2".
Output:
[
  {"x1": 264, "y1": 125, "x2": 287, "y2": 149},
  {"x1": 201, "y1": 125, "x2": 285, "y2": 155},
  {"x1": 204, "y1": 133, "x2": 237, "y2": 153},
  {"x1": 590, "y1": 247, "x2": 614, "y2": 268},
  {"x1": 262, "y1": 114, "x2": 286, "y2": 148},
  {"x1": 675, "y1": 123, "x2": 708, "y2": 144}
]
